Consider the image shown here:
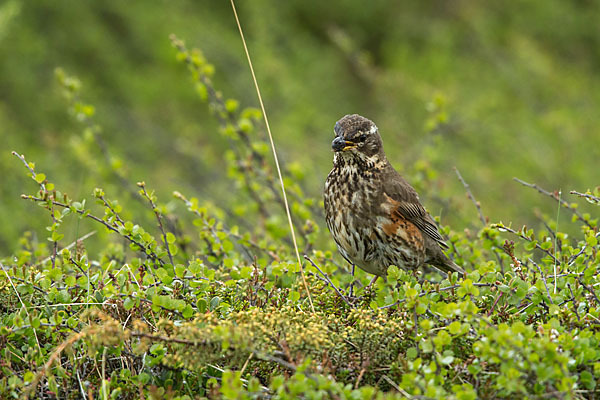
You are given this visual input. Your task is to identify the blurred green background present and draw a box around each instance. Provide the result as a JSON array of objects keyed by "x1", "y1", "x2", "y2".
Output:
[{"x1": 1, "y1": 0, "x2": 599, "y2": 255}]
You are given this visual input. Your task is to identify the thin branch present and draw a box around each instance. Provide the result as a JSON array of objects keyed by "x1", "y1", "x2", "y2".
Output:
[
  {"x1": 514, "y1": 178, "x2": 593, "y2": 229},
  {"x1": 487, "y1": 292, "x2": 504, "y2": 317},
  {"x1": 553, "y1": 190, "x2": 561, "y2": 294},
  {"x1": 13, "y1": 151, "x2": 60, "y2": 268},
  {"x1": 491, "y1": 224, "x2": 558, "y2": 264},
  {"x1": 454, "y1": 167, "x2": 504, "y2": 271},
  {"x1": 1, "y1": 274, "x2": 46, "y2": 294},
  {"x1": 304, "y1": 255, "x2": 352, "y2": 307},
  {"x1": 12, "y1": 151, "x2": 46, "y2": 193},
  {"x1": 570, "y1": 190, "x2": 600, "y2": 204},
  {"x1": 35, "y1": 231, "x2": 96, "y2": 267},
  {"x1": 174, "y1": 191, "x2": 278, "y2": 261},
  {"x1": 577, "y1": 276, "x2": 600, "y2": 306},
  {"x1": 530, "y1": 258, "x2": 553, "y2": 304},
  {"x1": 0, "y1": 262, "x2": 42, "y2": 354},
  {"x1": 21, "y1": 195, "x2": 165, "y2": 265},
  {"x1": 139, "y1": 182, "x2": 175, "y2": 265},
  {"x1": 567, "y1": 283, "x2": 580, "y2": 322},
  {"x1": 69, "y1": 256, "x2": 97, "y2": 291},
  {"x1": 380, "y1": 283, "x2": 493, "y2": 309},
  {"x1": 454, "y1": 167, "x2": 486, "y2": 226}
]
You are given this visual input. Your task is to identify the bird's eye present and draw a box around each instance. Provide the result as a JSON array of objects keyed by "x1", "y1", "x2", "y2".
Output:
[{"x1": 356, "y1": 134, "x2": 367, "y2": 142}]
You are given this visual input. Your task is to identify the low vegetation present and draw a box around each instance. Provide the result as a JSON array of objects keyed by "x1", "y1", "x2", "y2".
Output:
[{"x1": 1, "y1": 35, "x2": 599, "y2": 400}]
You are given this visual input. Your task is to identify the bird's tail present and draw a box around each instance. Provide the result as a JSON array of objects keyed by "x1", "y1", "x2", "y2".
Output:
[{"x1": 435, "y1": 257, "x2": 465, "y2": 278}]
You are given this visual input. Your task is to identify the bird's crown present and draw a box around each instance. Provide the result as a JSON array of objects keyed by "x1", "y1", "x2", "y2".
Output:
[{"x1": 334, "y1": 114, "x2": 378, "y2": 141}]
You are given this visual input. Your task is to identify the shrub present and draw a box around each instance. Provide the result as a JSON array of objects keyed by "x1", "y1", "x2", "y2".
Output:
[{"x1": 1, "y1": 36, "x2": 599, "y2": 400}]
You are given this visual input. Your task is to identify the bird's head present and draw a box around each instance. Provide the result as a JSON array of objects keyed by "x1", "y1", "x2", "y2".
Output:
[{"x1": 331, "y1": 114, "x2": 384, "y2": 163}]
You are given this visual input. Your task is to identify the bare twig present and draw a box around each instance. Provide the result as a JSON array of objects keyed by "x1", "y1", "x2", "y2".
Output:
[
  {"x1": 454, "y1": 167, "x2": 486, "y2": 226},
  {"x1": 455, "y1": 167, "x2": 504, "y2": 271},
  {"x1": 570, "y1": 190, "x2": 600, "y2": 204},
  {"x1": 567, "y1": 283, "x2": 580, "y2": 322},
  {"x1": 514, "y1": 178, "x2": 593, "y2": 229},
  {"x1": 35, "y1": 230, "x2": 96, "y2": 267},
  {"x1": 530, "y1": 259, "x2": 553, "y2": 304},
  {"x1": 304, "y1": 255, "x2": 353, "y2": 307},
  {"x1": 139, "y1": 182, "x2": 175, "y2": 265},
  {"x1": 22, "y1": 195, "x2": 165, "y2": 265},
  {"x1": 491, "y1": 224, "x2": 558, "y2": 264}
]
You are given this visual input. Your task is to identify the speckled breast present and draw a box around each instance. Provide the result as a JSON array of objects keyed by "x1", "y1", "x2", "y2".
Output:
[
  {"x1": 324, "y1": 162, "x2": 387, "y2": 276},
  {"x1": 324, "y1": 160, "x2": 425, "y2": 276}
]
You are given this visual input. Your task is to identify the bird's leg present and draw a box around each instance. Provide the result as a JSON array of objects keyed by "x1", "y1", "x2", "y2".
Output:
[
  {"x1": 349, "y1": 264, "x2": 356, "y2": 297},
  {"x1": 367, "y1": 275, "x2": 379, "y2": 288}
]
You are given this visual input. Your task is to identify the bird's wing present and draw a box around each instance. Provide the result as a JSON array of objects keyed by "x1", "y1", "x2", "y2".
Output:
[{"x1": 381, "y1": 168, "x2": 448, "y2": 249}]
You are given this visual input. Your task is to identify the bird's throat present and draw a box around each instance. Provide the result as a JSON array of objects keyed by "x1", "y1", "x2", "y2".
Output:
[{"x1": 333, "y1": 151, "x2": 386, "y2": 173}]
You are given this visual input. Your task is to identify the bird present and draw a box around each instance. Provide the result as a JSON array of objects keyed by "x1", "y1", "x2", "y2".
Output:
[{"x1": 323, "y1": 114, "x2": 464, "y2": 284}]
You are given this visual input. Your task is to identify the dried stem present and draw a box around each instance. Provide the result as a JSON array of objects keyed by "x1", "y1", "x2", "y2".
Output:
[{"x1": 229, "y1": 3, "x2": 314, "y2": 312}]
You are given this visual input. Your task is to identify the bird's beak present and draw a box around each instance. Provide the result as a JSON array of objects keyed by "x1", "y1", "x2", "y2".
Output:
[{"x1": 332, "y1": 137, "x2": 356, "y2": 152}]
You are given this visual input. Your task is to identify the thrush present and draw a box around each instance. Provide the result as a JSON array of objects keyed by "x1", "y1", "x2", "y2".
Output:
[{"x1": 324, "y1": 114, "x2": 464, "y2": 282}]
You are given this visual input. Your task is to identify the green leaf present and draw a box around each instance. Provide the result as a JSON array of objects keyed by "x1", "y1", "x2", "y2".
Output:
[
  {"x1": 156, "y1": 267, "x2": 173, "y2": 285},
  {"x1": 448, "y1": 321, "x2": 462, "y2": 335},
  {"x1": 182, "y1": 304, "x2": 194, "y2": 319},
  {"x1": 196, "y1": 298, "x2": 208, "y2": 313},
  {"x1": 210, "y1": 296, "x2": 221, "y2": 311},
  {"x1": 225, "y1": 98, "x2": 239, "y2": 113},
  {"x1": 441, "y1": 355, "x2": 455, "y2": 365},
  {"x1": 166, "y1": 232, "x2": 176, "y2": 244},
  {"x1": 123, "y1": 297, "x2": 135, "y2": 311},
  {"x1": 240, "y1": 266, "x2": 253, "y2": 279},
  {"x1": 34, "y1": 173, "x2": 46, "y2": 183},
  {"x1": 50, "y1": 231, "x2": 64, "y2": 242},
  {"x1": 174, "y1": 264, "x2": 186, "y2": 278},
  {"x1": 289, "y1": 291, "x2": 300, "y2": 302},
  {"x1": 406, "y1": 347, "x2": 418, "y2": 360}
]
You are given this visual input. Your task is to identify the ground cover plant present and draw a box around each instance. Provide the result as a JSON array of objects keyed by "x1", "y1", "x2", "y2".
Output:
[{"x1": 2, "y1": 20, "x2": 600, "y2": 400}]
